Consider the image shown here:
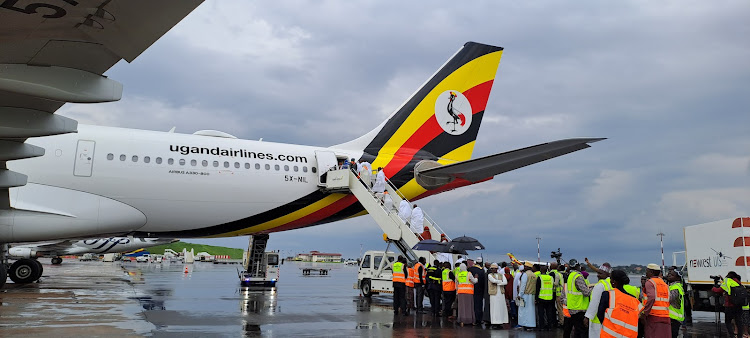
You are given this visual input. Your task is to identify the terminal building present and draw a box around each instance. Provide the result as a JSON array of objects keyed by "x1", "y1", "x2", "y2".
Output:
[{"x1": 295, "y1": 251, "x2": 342, "y2": 263}]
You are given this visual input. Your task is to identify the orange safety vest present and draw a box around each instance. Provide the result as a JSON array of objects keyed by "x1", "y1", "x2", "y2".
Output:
[
  {"x1": 602, "y1": 289, "x2": 643, "y2": 338},
  {"x1": 457, "y1": 271, "x2": 474, "y2": 294},
  {"x1": 405, "y1": 267, "x2": 415, "y2": 287},
  {"x1": 392, "y1": 262, "x2": 406, "y2": 283},
  {"x1": 413, "y1": 262, "x2": 425, "y2": 284},
  {"x1": 644, "y1": 277, "x2": 670, "y2": 318},
  {"x1": 442, "y1": 269, "x2": 456, "y2": 292}
]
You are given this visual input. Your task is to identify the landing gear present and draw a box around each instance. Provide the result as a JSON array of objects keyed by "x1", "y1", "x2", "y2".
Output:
[
  {"x1": 8, "y1": 258, "x2": 42, "y2": 284},
  {"x1": 0, "y1": 263, "x2": 6, "y2": 289},
  {"x1": 51, "y1": 257, "x2": 63, "y2": 265}
]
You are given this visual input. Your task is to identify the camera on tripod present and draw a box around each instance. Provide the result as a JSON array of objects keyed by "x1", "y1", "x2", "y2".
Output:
[{"x1": 550, "y1": 248, "x2": 563, "y2": 264}]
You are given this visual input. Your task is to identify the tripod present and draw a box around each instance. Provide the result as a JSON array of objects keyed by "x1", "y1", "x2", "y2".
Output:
[{"x1": 714, "y1": 291, "x2": 723, "y2": 337}]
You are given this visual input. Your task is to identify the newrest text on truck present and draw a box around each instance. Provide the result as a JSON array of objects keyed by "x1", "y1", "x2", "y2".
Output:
[{"x1": 682, "y1": 217, "x2": 750, "y2": 311}]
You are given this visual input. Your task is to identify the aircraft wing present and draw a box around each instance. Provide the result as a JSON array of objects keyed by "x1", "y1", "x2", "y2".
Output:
[
  {"x1": 12, "y1": 240, "x2": 76, "y2": 255},
  {"x1": 417, "y1": 138, "x2": 605, "y2": 184},
  {"x1": 0, "y1": 0, "x2": 203, "y2": 207}
]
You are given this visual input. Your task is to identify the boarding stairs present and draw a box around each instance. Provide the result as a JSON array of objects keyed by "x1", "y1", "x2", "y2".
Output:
[
  {"x1": 245, "y1": 234, "x2": 269, "y2": 278},
  {"x1": 321, "y1": 169, "x2": 451, "y2": 264}
]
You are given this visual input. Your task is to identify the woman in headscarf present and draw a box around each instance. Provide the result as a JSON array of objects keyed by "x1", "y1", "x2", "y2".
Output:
[{"x1": 457, "y1": 263, "x2": 478, "y2": 326}]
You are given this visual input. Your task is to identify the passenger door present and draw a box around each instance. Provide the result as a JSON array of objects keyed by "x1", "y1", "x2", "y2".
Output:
[{"x1": 73, "y1": 140, "x2": 95, "y2": 177}]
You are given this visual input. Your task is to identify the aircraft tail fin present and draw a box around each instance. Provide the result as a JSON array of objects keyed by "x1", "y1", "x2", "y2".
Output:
[{"x1": 336, "y1": 42, "x2": 503, "y2": 181}]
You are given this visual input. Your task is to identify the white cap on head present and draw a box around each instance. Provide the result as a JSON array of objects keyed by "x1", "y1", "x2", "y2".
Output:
[{"x1": 647, "y1": 263, "x2": 661, "y2": 270}]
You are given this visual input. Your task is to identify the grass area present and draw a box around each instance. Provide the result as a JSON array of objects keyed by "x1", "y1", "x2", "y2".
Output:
[{"x1": 146, "y1": 241, "x2": 244, "y2": 259}]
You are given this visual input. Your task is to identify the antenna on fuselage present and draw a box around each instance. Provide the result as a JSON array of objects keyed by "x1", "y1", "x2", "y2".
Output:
[{"x1": 168, "y1": 127, "x2": 176, "y2": 133}]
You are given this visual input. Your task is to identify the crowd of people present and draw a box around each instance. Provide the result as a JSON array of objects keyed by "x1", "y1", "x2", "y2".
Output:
[{"x1": 391, "y1": 256, "x2": 692, "y2": 338}]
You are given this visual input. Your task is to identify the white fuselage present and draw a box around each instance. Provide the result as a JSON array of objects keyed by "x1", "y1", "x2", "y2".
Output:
[{"x1": 3, "y1": 124, "x2": 360, "y2": 242}]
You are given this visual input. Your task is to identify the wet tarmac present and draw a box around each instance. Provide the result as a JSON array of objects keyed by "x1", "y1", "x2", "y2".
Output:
[{"x1": 0, "y1": 259, "x2": 732, "y2": 337}]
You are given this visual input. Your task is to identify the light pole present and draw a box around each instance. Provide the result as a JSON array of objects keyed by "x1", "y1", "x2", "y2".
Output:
[
  {"x1": 536, "y1": 236, "x2": 542, "y2": 262},
  {"x1": 657, "y1": 231, "x2": 666, "y2": 273}
]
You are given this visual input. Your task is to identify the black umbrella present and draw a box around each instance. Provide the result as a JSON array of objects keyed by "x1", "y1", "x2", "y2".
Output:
[
  {"x1": 448, "y1": 235, "x2": 485, "y2": 251},
  {"x1": 412, "y1": 240, "x2": 468, "y2": 255}
]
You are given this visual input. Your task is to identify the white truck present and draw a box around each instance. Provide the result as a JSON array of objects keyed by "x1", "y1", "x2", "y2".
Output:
[
  {"x1": 682, "y1": 217, "x2": 750, "y2": 311},
  {"x1": 356, "y1": 250, "x2": 398, "y2": 297}
]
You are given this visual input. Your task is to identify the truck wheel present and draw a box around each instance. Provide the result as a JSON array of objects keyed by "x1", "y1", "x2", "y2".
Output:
[
  {"x1": 51, "y1": 257, "x2": 63, "y2": 265},
  {"x1": 9, "y1": 258, "x2": 42, "y2": 284},
  {"x1": 0, "y1": 264, "x2": 6, "y2": 288},
  {"x1": 361, "y1": 279, "x2": 372, "y2": 297}
]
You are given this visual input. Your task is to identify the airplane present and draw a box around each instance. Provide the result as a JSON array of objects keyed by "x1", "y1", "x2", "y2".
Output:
[
  {"x1": 8, "y1": 237, "x2": 176, "y2": 266},
  {"x1": 0, "y1": 1, "x2": 603, "y2": 287}
]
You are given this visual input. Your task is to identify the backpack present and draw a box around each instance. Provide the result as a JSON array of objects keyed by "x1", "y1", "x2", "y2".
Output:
[{"x1": 729, "y1": 286, "x2": 749, "y2": 307}]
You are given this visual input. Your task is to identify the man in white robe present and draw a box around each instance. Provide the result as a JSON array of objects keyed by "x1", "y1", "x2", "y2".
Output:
[
  {"x1": 517, "y1": 262, "x2": 537, "y2": 329},
  {"x1": 398, "y1": 200, "x2": 411, "y2": 224},
  {"x1": 382, "y1": 191, "x2": 394, "y2": 211},
  {"x1": 409, "y1": 204, "x2": 423, "y2": 234},
  {"x1": 357, "y1": 159, "x2": 372, "y2": 187},
  {"x1": 487, "y1": 263, "x2": 509, "y2": 328},
  {"x1": 372, "y1": 167, "x2": 385, "y2": 198}
]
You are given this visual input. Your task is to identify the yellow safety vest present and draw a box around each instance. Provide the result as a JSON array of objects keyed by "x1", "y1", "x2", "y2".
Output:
[
  {"x1": 392, "y1": 262, "x2": 405, "y2": 283},
  {"x1": 567, "y1": 271, "x2": 589, "y2": 311},
  {"x1": 592, "y1": 277, "x2": 613, "y2": 324},
  {"x1": 457, "y1": 271, "x2": 474, "y2": 294},
  {"x1": 668, "y1": 282, "x2": 684, "y2": 322},
  {"x1": 539, "y1": 274, "x2": 554, "y2": 300}
]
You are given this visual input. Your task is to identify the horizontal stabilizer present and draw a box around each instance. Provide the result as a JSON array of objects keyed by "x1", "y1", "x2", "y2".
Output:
[{"x1": 417, "y1": 138, "x2": 605, "y2": 183}]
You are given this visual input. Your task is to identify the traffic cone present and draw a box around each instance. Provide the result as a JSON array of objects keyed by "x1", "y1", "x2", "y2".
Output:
[{"x1": 184, "y1": 266, "x2": 189, "y2": 273}]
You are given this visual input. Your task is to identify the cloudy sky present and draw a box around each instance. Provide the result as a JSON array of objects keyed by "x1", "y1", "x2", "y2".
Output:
[{"x1": 60, "y1": 1, "x2": 750, "y2": 265}]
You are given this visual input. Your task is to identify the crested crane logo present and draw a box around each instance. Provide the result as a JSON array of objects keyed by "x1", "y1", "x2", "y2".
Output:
[{"x1": 435, "y1": 90, "x2": 472, "y2": 135}]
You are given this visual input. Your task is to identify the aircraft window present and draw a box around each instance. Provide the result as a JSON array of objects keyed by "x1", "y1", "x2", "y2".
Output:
[
  {"x1": 156, "y1": 157, "x2": 162, "y2": 164},
  {"x1": 132, "y1": 155, "x2": 138, "y2": 162},
  {"x1": 213, "y1": 161, "x2": 219, "y2": 167},
  {"x1": 274, "y1": 164, "x2": 280, "y2": 171},
  {"x1": 284, "y1": 165, "x2": 289, "y2": 171},
  {"x1": 245, "y1": 163, "x2": 250, "y2": 169},
  {"x1": 255, "y1": 163, "x2": 261, "y2": 170},
  {"x1": 179, "y1": 159, "x2": 186, "y2": 166},
  {"x1": 294, "y1": 166, "x2": 299, "y2": 172},
  {"x1": 224, "y1": 161, "x2": 229, "y2": 168},
  {"x1": 303, "y1": 166, "x2": 308, "y2": 173},
  {"x1": 144, "y1": 156, "x2": 150, "y2": 163},
  {"x1": 120, "y1": 154, "x2": 126, "y2": 161},
  {"x1": 311, "y1": 167, "x2": 317, "y2": 173},
  {"x1": 265, "y1": 164, "x2": 270, "y2": 170},
  {"x1": 202, "y1": 160, "x2": 208, "y2": 167},
  {"x1": 234, "y1": 162, "x2": 240, "y2": 169},
  {"x1": 191, "y1": 159, "x2": 197, "y2": 166},
  {"x1": 107, "y1": 153, "x2": 114, "y2": 160},
  {"x1": 168, "y1": 158, "x2": 174, "y2": 165},
  {"x1": 361, "y1": 255, "x2": 371, "y2": 268}
]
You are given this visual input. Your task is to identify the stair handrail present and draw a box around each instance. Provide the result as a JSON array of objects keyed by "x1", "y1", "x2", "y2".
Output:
[{"x1": 382, "y1": 176, "x2": 451, "y2": 242}]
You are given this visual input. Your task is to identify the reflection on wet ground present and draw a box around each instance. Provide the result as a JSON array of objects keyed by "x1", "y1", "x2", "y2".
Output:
[{"x1": 0, "y1": 259, "x2": 730, "y2": 337}]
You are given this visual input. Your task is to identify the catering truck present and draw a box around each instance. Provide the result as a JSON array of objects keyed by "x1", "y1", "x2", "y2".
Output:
[{"x1": 682, "y1": 217, "x2": 750, "y2": 311}]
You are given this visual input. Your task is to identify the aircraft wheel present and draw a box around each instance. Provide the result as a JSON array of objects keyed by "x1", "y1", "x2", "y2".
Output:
[
  {"x1": 51, "y1": 257, "x2": 63, "y2": 265},
  {"x1": 9, "y1": 258, "x2": 42, "y2": 284},
  {"x1": 33, "y1": 259, "x2": 44, "y2": 277},
  {"x1": 361, "y1": 279, "x2": 372, "y2": 297},
  {"x1": 0, "y1": 263, "x2": 6, "y2": 288}
]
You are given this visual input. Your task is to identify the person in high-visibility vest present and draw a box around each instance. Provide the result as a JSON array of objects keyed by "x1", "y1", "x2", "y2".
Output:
[
  {"x1": 414, "y1": 257, "x2": 427, "y2": 313},
  {"x1": 566, "y1": 263, "x2": 593, "y2": 338},
  {"x1": 596, "y1": 270, "x2": 643, "y2": 338},
  {"x1": 584, "y1": 260, "x2": 613, "y2": 338},
  {"x1": 456, "y1": 263, "x2": 478, "y2": 326},
  {"x1": 392, "y1": 255, "x2": 409, "y2": 316},
  {"x1": 550, "y1": 262, "x2": 565, "y2": 327},
  {"x1": 426, "y1": 259, "x2": 443, "y2": 316},
  {"x1": 642, "y1": 263, "x2": 671, "y2": 337},
  {"x1": 405, "y1": 262, "x2": 416, "y2": 311},
  {"x1": 712, "y1": 271, "x2": 744, "y2": 338},
  {"x1": 536, "y1": 265, "x2": 556, "y2": 330},
  {"x1": 666, "y1": 270, "x2": 684, "y2": 338},
  {"x1": 441, "y1": 262, "x2": 456, "y2": 319}
]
